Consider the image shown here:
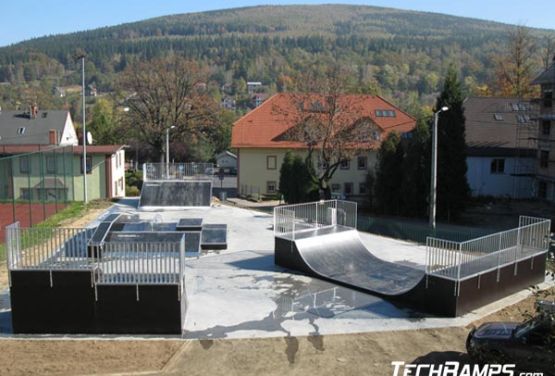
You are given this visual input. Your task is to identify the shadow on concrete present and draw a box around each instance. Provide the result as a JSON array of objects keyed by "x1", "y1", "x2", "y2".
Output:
[{"x1": 228, "y1": 253, "x2": 279, "y2": 273}]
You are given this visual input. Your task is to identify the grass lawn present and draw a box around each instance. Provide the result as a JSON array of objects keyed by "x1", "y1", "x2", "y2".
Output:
[{"x1": 0, "y1": 199, "x2": 112, "y2": 262}]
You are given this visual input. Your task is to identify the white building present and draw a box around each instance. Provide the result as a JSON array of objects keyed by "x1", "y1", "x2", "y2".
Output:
[{"x1": 464, "y1": 97, "x2": 537, "y2": 199}]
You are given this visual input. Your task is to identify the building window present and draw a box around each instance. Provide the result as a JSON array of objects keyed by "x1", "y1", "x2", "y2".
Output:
[
  {"x1": 80, "y1": 156, "x2": 93, "y2": 174},
  {"x1": 266, "y1": 181, "x2": 277, "y2": 194},
  {"x1": 20, "y1": 188, "x2": 31, "y2": 200},
  {"x1": 120, "y1": 177, "x2": 124, "y2": 190},
  {"x1": 17, "y1": 127, "x2": 26, "y2": 135},
  {"x1": 538, "y1": 181, "x2": 547, "y2": 199},
  {"x1": 540, "y1": 150, "x2": 549, "y2": 168},
  {"x1": 490, "y1": 159, "x2": 505, "y2": 174},
  {"x1": 357, "y1": 156, "x2": 368, "y2": 170},
  {"x1": 331, "y1": 183, "x2": 341, "y2": 192},
  {"x1": 340, "y1": 159, "x2": 350, "y2": 170},
  {"x1": 542, "y1": 120, "x2": 551, "y2": 136},
  {"x1": 266, "y1": 155, "x2": 277, "y2": 170},
  {"x1": 19, "y1": 156, "x2": 30, "y2": 173},
  {"x1": 359, "y1": 183, "x2": 367, "y2": 195},
  {"x1": 493, "y1": 113, "x2": 504, "y2": 121},
  {"x1": 544, "y1": 90, "x2": 553, "y2": 108},
  {"x1": 46, "y1": 155, "x2": 56, "y2": 174},
  {"x1": 375, "y1": 109, "x2": 396, "y2": 117},
  {"x1": 344, "y1": 182, "x2": 353, "y2": 195}
]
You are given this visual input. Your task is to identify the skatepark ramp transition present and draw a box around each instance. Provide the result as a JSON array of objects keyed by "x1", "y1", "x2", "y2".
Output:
[
  {"x1": 139, "y1": 163, "x2": 213, "y2": 208},
  {"x1": 274, "y1": 200, "x2": 551, "y2": 317}
]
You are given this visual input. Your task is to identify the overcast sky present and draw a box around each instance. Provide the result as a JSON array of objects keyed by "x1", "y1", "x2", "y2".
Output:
[{"x1": 1, "y1": 0, "x2": 553, "y2": 47}]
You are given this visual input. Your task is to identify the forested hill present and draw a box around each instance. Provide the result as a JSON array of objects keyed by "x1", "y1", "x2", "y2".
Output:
[{"x1": 1, "y1": 4, "x2": 554, "y2": 110}]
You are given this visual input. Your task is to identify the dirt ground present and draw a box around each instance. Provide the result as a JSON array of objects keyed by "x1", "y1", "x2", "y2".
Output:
[{"x1": 0, "y1": 287, "x2": 551, "y2": 376}]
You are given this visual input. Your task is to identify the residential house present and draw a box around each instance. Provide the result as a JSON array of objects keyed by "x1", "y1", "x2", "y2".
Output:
[
  {"x1": 532, "y1": 57, "x2": 555, "y2": 201},
  {"x1": 216, "y1": 150, "x2": 237, "y2": 171},
  {"x1": 221, "y1": 97, "x2": 237, "y2": 111},
  {"x1": 0, "y1": 145, "x2": 126, "y2": 201},
  {"x1": 231, "y1": 93, "x2": 416, "y2": 201},
  {"x1": 464, "y1": 97, "x2": 537, "y2": 198},
  {"x1": 0, "y1": 107, "x2": 78, "y2": 146},
  {"x1": 0, "y1": 108, "x2": 125, "y2": 201},
  {"x1": 247, "y1": 81, "x2": 262, "y2": 94},
  {"x1": 251, "y1": 93, "x2": 268, "y2": 108}
]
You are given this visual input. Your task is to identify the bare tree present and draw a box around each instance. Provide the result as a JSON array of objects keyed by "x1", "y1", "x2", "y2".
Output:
[
  {"x1": 495, "y1": 26, "x2": 538, "y2": 98},
  {"x1": 542, "y1": 36, "x2": 555, "y2": 70},
  {"x1": 275, "y1": 66, "x2": 375, "y2": 198},
  {"x1": 118, "y1": 56, "x2": 217, "y2": 161}
]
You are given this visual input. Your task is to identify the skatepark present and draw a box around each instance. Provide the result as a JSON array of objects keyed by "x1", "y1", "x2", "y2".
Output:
[{"x1": 1, "y1": 163, "x2": 552, "y2": 338}]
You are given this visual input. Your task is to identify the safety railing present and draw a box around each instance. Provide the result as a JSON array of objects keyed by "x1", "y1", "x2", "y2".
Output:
[
  {"x1": 274, "y1": 200, "x2": 357, "y2": 239},
  {"x1": 6, "y1": 222, "x2": 187, "y2": 289},
  {"x1": 143, "y1": 162, "x2": 214, "y2": 181},
  {"x1": 95, "y1": 237, "x2": 186, "y2": 285},
  {"x1": 426, "y1": 216, "x2": 551, "y2": 281},
  {"x1": 6, "y1": 222, "x2": 95, "y2": 271}
]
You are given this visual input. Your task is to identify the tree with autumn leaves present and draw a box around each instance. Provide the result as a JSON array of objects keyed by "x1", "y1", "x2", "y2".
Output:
[
  {"x1": 118, "y1": 55, "x2": 219, "y2": 162},
  {"x1": 277, "y1": 65, "x2": 373, "y2": 199}
]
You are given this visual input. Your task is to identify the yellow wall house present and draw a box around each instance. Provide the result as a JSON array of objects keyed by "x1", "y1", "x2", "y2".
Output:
[
  {"x1": 0, "y1": 145, "x2": 126, "y2": 202},
  {"x1": 231, "y1": 93, "x2": 416, "y2": 202}
]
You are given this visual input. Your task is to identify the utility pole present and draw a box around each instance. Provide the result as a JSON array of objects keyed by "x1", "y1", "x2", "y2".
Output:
[
  {"x1": 78, "y1": 53, "x2": 88, "y2": 204},
  {"x1": 429, "y1": 106, "x2": 449, "y2": 230}
]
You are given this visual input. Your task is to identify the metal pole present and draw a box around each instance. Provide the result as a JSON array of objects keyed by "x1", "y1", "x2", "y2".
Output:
[
  {"x1": 429, "y1": 111, "x2": 438, "y2": 229},
  {"x1": 166, "y1": 127, "x2": 170, "y2": 179},
  {"x1": 82, "y1": 56, "x2": 88, "y2": 203}
]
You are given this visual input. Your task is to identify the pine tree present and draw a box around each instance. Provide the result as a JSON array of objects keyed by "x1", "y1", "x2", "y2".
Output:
[
  {"x1": 375, "y1": 132, "x2": 404, "y2": 215},
  {"x1": 435, "y1": 65, "x2": 470, "y2": 221},
  {"x1": 401, "y1": 118, "x2": 431, "y2": 217},
  {"x1": 279, "y1": 152, "x2": 294, "y2": 202}
]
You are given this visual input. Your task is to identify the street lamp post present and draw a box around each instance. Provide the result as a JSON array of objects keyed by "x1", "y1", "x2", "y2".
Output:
[
  {"x1": 429, "y1": 106, "x2": 449, "y2": 230},
  {"x1": 80, "y1": 55, "x2": 88, "y2": 204},
  {"x1": 165, "y1": 125, "x2": 176, "y2": 179}
]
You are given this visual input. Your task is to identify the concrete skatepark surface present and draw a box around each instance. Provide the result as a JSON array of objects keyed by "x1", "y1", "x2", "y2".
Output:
[{"x1": 0, "y1": 198, "x2": 550, "y2": 340}]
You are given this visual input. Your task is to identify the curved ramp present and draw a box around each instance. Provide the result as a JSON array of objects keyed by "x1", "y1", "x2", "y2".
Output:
[{"x1": 277, "y1": 227, "x2": 425, "y2": 296}]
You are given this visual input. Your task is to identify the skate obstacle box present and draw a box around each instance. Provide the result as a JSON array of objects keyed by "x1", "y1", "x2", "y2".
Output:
[
  {"x1": 5, "y1": 213, "x2": 228, "y2": 334},
  {"x1": 139, "y1": 163, "x2": 214, "y2": 208}
]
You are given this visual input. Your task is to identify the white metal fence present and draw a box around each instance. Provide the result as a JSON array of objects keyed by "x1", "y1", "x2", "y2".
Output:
[
  {"x1": 143, "y1": 162, "x2": 214, "y2": 181},
  {"x1": 95, "y1": 238, "x2": 185, "y2": 285},
  {"x1": 6, "y1": 222, "x2": 95, "y2": 271},
  {"x1": 274, "y1": 200, "x2": 357, "y2": 239},
  {"x1": 426, "y1": 216, "x2": 551, "y2": 280},
  {"x1": 5, "y1": 222, "x2": 187, "y2": 288}
]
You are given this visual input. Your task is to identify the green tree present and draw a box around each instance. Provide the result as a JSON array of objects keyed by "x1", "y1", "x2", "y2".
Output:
[
  {"x1": 291, "y1": 154, "x2": 315, "y2": 203},
  {"x1": 401, "y1": 118, "x2": 431, "y2": 217},
  {"x1": 435, "y1": 66, "x2": 470, "y2": 221},
  {"x1": 279, "y1": 152, "x2": 314, "y2": 203},
  {"x1": 279, "y1": 152, "x2": 294, "y2": 202},
  {"x1": 88, "y1": 97, "x2": 122, "y2": 144},
  {"x1": 374, "y1": 132, "x2": 404, "y2": 215}
]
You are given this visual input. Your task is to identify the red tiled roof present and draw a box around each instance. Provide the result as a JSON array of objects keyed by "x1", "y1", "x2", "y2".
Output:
[
  {"x1": 231, "y1": 93, "x2": 416, "y2": 149},
  {"x1": 0, "y1": 144, "x2": 125, "y2": 155}
]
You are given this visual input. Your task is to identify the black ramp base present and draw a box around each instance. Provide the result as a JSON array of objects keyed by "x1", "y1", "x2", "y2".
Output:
[
  {"x1": 275, "y1": 226, "x2": 548, "y2": 317},
  {"x1": 139, "y1": 180, "x2": 212, "y2": 207}
]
